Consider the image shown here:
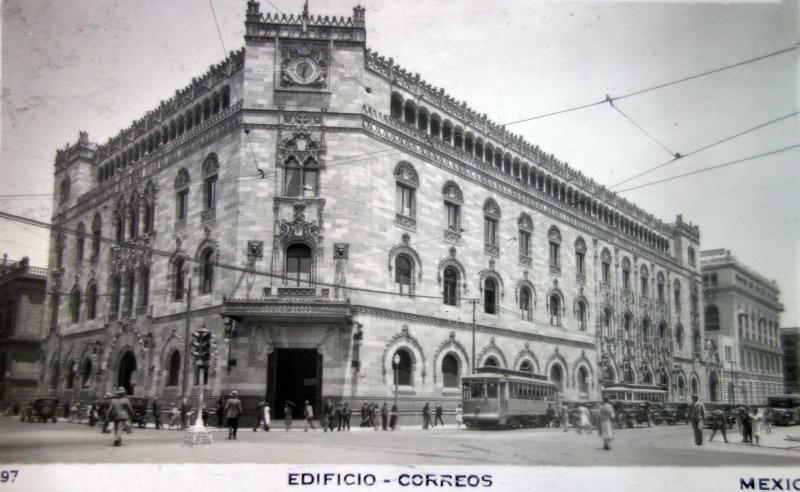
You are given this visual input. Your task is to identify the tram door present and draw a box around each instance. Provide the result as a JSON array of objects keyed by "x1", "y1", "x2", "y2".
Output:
[{"x1": 268, "y1": 348, "x2": 321, "y2": 419}]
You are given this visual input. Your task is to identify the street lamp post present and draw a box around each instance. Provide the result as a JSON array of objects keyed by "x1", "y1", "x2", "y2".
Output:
[{"x1": 393, "y1": 354, "x2": 400, "y2": 412}]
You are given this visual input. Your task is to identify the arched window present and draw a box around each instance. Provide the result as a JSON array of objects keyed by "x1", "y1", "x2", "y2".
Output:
[
  {"x1": 76, "y1": 222, "x2": 85, "y2": 262},
  {"x1": 616, "y1": 313, "x2": 628, "y2": 341},
  {"x1": 577, "y1": 301, "x2": 588, "y2": 331},
  {"x1": 81, "y1": 358, "x2": 92, "y2": 388},
  {"x1": 640, "y1": 265, "x2": 649, "y2": 297},
  {"x1": 519, "y1": 360, "x2": 534, "y2": 373},
  {"x1": 657, "y1": 272, "x2": 665, "y2": 302},
  {"x1": 548, "y1": 226, "x2": 561, "y2": 270},
  {"x1": 85, "y1": 284, "x2": 97, "y2": 320},
  {"x1": 577, "y1": 367, "x2": 589, "y2": 397},
  {"x1": 601, "y1": 249, "x2": 611, "y2": 284},
  {"x1": 390, "y1": 93, "x2": 403, "y2": 119},
  {"x1": 127, "y1": 206, "x2": 138, "y2": 239},
  {"x1": 692, "y1": 329, "x2": 702, "y2": 355},
  {"x1": 203, "y1": 155, "x2": 219, "y2": 210},
  {"x1": 200, "y1": 248, "x2": 215, "y2": 294},
  {"x1": 286, "y1": 244, "x2": 312, "y2": 287},
  {"x1": 395, "y1": 162, "x2": 418, "y2": 224},
  {"x1": 395, "y1": 349, "x2": 412, "y2": 386},
  {"x1": 221, "y1": 86, "x2": 231, "y2": 109},
  {"x1": 705, "y1": 305, "x2": 720, "y2": 331},
  {"x1": 674, "y1": 280, "x2": 681, "y2": 310},
  {"x1": 443, "y1": 267, "x2": 458, "y2": 306},
  {"x1": 173, "y1": 258, "x2": 186, "y2": 301},
  {"x1": 125, "y1": 273, "x2": 135, "y2": 313},
  {"x1": 65, "y1": 360, "x2": 76, "y2": 389},
  {"x1": 138, "y1": 269, "x2": 149, "y2": 308},
  {"x1": 69, "y1": 287, "x2": 81, "y2": 323},
  {"x1": 642, "y1": 318, "x2": 651, "y2": 345},
  {"x1": 484, "y1": 200, "x2": 500, "y2": 251},
  {"x1": 621, "y1": 257, "x2": 631, "y2": 291},
  {"x1": 484, "y1": 278, "x2": 497, "y2": 314},
  {"x1": 167, "y1": 350, "x2": 181, "y2": 387},
  {"x1": 59, "y1": 178, "x2": 70, "y2": 204},
  {"x1": 110, "y1": 276, "x2": 121, "y2": 317},
  {"x1": 575, "y1": 238, "x2": 587, "y2": 277},
  {"x1": 175, "y1": 169, "x2": 190, "y2": 222},
  {"x1": 602, "y1": 307, "x2": 612, "y2": 337},
  {"x1": 442, "y1": 353, "x2": 459, "y2": 388},
  {"x1": 658, "y1": 322, "x2": 668, "y2": 348},
  {"x1": 519, "y1": 286, "x2": 532, "y2": 321},
  {"x1": 394, "y1": 254, "x2": 413, "y2": 296},
  {"x1": 484, "y1": 357, "x2": 498, "y2": 367},
  {"x1": 114, "y1": 212, "x2": 124, "y2": 243},
  {"x1": 549, "y1": 294, "x2": 561, "y2": 326},
  {"x1": 203, "y1": 99, "x2": 212, "y2": 120},
  {"x1": 549, "y1": 364, "x2": 563, "y2": 392},
  {"x1": 142, "y1": 201, "x2": 154, "y2": 234}
]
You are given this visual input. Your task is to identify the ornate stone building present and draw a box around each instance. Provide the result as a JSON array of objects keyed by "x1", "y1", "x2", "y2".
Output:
[
  {"x1": 779, "y1": 327, "x2": 799, "y2": 394},
  {"x1": 0, "y1": 255, "x2": 47, "y2": 405},
  {"x1": 41, "y1": 2, "x2": 710, "y2": 420},
  {"x1": 700, "y1": 249, "x2": 784, "y2": 404}
]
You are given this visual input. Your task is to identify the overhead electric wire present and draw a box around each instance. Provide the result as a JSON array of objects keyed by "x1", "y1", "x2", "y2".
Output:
[
  {"x1": 609, "y1": 111, "x2": 800, "y2": 189},
  {"x1": 614, "y1": 144, "x2": 800, "y2": 194},
  {"x1": 503, "y1": 44, "x2": 798, "y2": 127},
  {"x1": 608, "y1": 98, "x2": 677, "y2": 158}
]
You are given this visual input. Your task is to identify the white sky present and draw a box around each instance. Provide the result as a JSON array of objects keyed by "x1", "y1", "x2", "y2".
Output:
[{"x1": 1, "y1": 0, "x2": 798, "y2": 324}]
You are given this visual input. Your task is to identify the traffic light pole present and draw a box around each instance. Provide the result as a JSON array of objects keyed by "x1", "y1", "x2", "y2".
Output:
[
  {"x1": 180, "y1": 276, "x2": 192, "y2": 415},
  {"x1": 185, "y1": 328, "x2": 213, "y2": 445}
]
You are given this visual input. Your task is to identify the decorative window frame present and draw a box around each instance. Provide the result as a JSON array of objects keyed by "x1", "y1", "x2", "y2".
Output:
[
  {"x1": 442, "y1": 181, "x2": 463, "y2": 244},
  {"x1": 518, "y1": 213, "x2": 533, "y2": 266},
  {"x1": 483, "y1": 198, "x2": 501, "y2": 257},
  {"x1": 394, "y1": 161, "x2": 418, "y2": 231},
  {"x1": 548, "y1": 226, "x2": 562, "y2": 275}
]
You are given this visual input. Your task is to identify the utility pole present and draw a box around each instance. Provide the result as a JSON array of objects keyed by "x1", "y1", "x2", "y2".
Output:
[
  {"x1": 471, "y1": 298, "x2": 477, "y2": 373},
  {"x1": 180, "y1": 275, "x2": 192, "y2": 414}
]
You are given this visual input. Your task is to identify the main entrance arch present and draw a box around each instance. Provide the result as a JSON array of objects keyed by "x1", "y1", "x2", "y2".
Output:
[{"x1": 117, "y1": 351, "x2": 137, "y2": 395}]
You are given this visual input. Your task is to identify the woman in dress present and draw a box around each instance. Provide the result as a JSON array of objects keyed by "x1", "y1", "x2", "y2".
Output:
[
  {"x1": 455, "y1": 404, "x2": 463, "y2": 428},
  {"x1": 263, "y1": 403, "x2": 271, "y2": 431},
  {"x1": 598, "y1": 397, "x2": 615, "y2": 450}
]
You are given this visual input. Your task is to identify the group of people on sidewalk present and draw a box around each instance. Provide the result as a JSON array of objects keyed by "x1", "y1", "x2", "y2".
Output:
[{"x1": 690, "y1": 394, "x2": 771, "y2": 446}]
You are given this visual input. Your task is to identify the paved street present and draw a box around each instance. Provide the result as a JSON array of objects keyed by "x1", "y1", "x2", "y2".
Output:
[{"x1": 0, "y1": 417, "x2": 797, "y2": 466}]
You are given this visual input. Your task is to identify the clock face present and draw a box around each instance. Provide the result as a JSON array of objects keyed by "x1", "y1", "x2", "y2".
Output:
[{"x1": 287, "y1": 56, "x2": 321, "y2": 85}]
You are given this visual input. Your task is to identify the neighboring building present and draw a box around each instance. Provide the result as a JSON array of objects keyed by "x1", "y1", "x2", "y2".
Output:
[
  {"x1": 41, "y1": 2, "x2": 710, "y2": 421},
  {"x1": 701, "y1": 249, "x2": 784, "y2": 404},
  {"x1": 781, "y1": 327, "x2": 799, "y2": 394},
  {"x1": 0, "y1": 255, "x2": 47, "y2": 405}
]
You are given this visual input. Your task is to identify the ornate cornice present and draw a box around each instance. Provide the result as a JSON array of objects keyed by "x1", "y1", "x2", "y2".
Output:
[
  {"x1": 351, "y1": 304, "x2": 595, "y2": 350},
  {"x1": 150, "y1": 305, "x2": 223, "y2": 324}
]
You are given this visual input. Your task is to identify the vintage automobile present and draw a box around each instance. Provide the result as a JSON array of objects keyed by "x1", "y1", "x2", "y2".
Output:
[
  {"x1": 656, "y1": 402, "x2": 690, "y2": 425},
  {"x1": 767, "y1": 395, "x2": 800, "y2": 426},
  {"x1": 20, "y1": 398, "x2": 59, "y2": 423},
  {"x1": 703, "y1": 403, "x2": 738, "y2": 429},
  {"x1": 612, "y1": 400, "x2": 655, "y2": 428},
  {"x1": 128, "y1": 397, "x2": 150, "y2": 428}
]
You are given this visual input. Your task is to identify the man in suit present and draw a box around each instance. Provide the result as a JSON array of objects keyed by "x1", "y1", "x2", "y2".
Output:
[
  {"x1": 434, "y1": 402, "x2": 444, "y2": 427},
  {"x1": 107, "y1": 386, "x2": 134, "y2": 447},
  {"x1": 152, "y1": 398, "x2": 163, "y2": 430},
  {"x1": 225, "y1": 390, "x2": 242, "y2": 439},
  {"x1": 689, "y1": 394, "x2": 706, "y2": 446},
  {"x1": 253, "y1": 398, "x2": 267, "y2": 431}
]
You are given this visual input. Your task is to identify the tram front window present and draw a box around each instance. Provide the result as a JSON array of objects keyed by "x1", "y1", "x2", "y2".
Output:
[
  {"x1": 469, "y1": 383, "x2": 485, "y2": 399},
  {"x1": 487, "y1": 382, "x2": 498, "y2": 398}
]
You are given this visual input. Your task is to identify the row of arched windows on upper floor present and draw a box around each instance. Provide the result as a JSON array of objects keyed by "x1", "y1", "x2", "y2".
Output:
[
  {"x1": 97, "y1": 86, "x2": 231, "y2": 184},
  {"x1": 389, "y1": 96, "x2": 671, "y2": 254},
  {"x1": 67, "y1": 268, "x2": 150, "y2": 324}
]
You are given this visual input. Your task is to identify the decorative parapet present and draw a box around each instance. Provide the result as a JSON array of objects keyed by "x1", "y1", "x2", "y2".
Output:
[
  {"x1": 222, "y1": 296, "x2": 353, "y2": 319},
  {"x1": 365, "y1": 47, "x2": 679, "y2": 237},
  {"x1": 245, "y1": 1, "x2": 366, "y2": 41}
]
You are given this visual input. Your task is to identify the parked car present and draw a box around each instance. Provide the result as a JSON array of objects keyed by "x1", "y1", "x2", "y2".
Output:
[
  {"x1": 20, "y1": 398, "x2": 59, "y2": 423},
  {"x1": 612, "y1": 400, "x2": 655, "y2": 428},
  {"x1": 657, "y1": 402, "x2": 690, "y2": 425},
  {"x1": 128, "y1": 397, "x2": 150, "y2": 428}
]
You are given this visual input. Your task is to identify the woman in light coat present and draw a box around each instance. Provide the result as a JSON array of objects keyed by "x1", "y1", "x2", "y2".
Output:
[{"x1": 598, "y1": 397, "x2": 615, "y2": 450}]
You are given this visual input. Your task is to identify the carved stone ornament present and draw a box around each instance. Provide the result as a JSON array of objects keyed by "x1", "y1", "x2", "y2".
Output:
[
  {"x1": 280, "y1": 42, "x2": 330, "y2": 89},
  {"x1": 334, "y1": 243, "x2": 349, "y2": 259},
  {"x1": 601, "y1": 249, "x2": 612, "y2": 263},
  {"x1": 483, "y1": 198, "x2": 501, "y2": 219},
  {"x1": 548, "y1": 226, "x2": 562, "y2": 244},
  {"x1": 279, "y1": 203, "x2": 319, "y2": 243},
  {"x1": 574, "y1": 237, "x2": 587, "y2": 253},
  {"x1": 442, "y1": 181, "x2": 463, "y2": 204},
  {"x1": 247, "y1": 240, "x2": 264, "y2": 258},
  {"x1": 394, "y1": 162, "x2": 419, "y2": 188}
]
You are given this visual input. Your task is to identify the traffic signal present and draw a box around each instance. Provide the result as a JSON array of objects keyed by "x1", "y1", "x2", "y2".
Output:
[{"x1": 191, "y1": 329, "x2": 212, "y2": 365}]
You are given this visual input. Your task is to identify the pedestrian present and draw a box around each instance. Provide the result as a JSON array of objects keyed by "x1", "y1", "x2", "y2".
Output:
[
  {"x1": 64, "y1": 401, "x2": 70, "y2": 420},
  {"x1": 578, "y1": 405, "x2": 590, "y2": 434},
  {"x1": 107, "y1": 386, "x2": 134, "y2": 447},
  {"x1": 303, "y1": 400, "x2": 316, "y2": 431},
  {"x1": 739, "y1": 407, "x2": 752, "y2": 443},
  {"x1": 381, "y1": 402, "x2": 389, "y2": 430},
  {"x1": 336, "y1": 402, "x2": 345, "y2": 431},
  {"x1": 263, "y1": 403, "x2": 271, "y2": 431},
  {"x1": 390, "y1": 403, "x2": 399, "y2": 430},
  {"x1": 201, "y1": 402, "x2": 209, "y2": 427},
  {"x1": 360, "y1": 401, "x2": 369, "y2": 427},
  {"x1": 434, "y1": 402, "x2": 444, "y2": 427},
  {"x1": 560, "y1": 404, "x2": 569, "y2": 432},
  {"x1": 169, "y1": 404, "x2": 179, "y2": 429},
  {"x1": 152, "y1": 398, "x2": 163, "y2": 430},
  {"x1": 749, "y1": 407, "x2": 761, "y2": 445},
  {"x1": 598, "y1": 397, "x2": 615, "y2": 450},
  {"x1": 366, "y1": 403, "x2": 374, "y2": 428},
  {"x1": 180, "y1": 397, "x2": 190, "y2": 430},
  {"x1": 225, "y1": 390, "x2": 242, "y2": 439},
  {"x1": 69, "y1": 401, "x2": 78, "y2": 422},
  {"x1": 322, "y1": 398, "x2": 334, "y2": 432},
  {"x1": 253, "y1": 398, "x2": 267, "y2": 432},
  {"x1": 455, "y1": 404, "x2": 463, "y2": 428},
  {"x1": 372, "y1": 403, "x2": 380, "y2": 431},
  {"x1": 343, "y1": 402, "x2": 351, "y2": 431},
  {"x1": 215, "y1": 397, "x2": 225, "y2": 428},
  {"x1": 761, "y1": 407, "x2": 771, "y2": 434},
  {"x1": 689, "y1": 394, "x2": 705, "y2": 446},
  {"x1": 708, "y1": 408, "x2": 729, "y2": 443},
  {"x1": 422, "y1": 402, "x2": 431, "y2": 429},
  {"x1": 545, "y1": 403, "x2": 555, "y2": 428},
  {"x1": 284, "y1": 400, "x2": 295, "y2": 431},
  {"x1": 12, "y1": 401, "x2": 20, "y2": 416}
]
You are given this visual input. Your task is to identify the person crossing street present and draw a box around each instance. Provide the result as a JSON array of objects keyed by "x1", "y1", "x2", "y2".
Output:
[{"x1": 107, "y1": 387, "x2": 134, "y2": 447}]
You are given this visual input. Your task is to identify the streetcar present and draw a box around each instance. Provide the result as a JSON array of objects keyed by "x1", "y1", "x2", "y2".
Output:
[{"x1": 461, "y1": 366, "x2": 558, "y2": 429}]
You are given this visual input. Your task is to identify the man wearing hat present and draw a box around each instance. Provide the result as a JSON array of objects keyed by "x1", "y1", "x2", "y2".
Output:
[
  {"x1": 100, "y1": 392, "x2": 112, "y2": 434},
  {"x1": 689, "y1": 394, "x2": 706, "y2": 446},
  {"x1": 224, "y1": 390, "x2": 242, "y2": 439},
  {"x1": 107, "y1": 387, "x2": 134, "y2": 446}
]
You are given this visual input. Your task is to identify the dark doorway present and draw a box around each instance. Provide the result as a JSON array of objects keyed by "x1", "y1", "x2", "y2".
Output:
[
  {"x1": 117, "y1": 351, "x2": 137, "y2": 395},
  {"x1": 268, "y1": 348, "x2": 321, "y2": 419}
]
